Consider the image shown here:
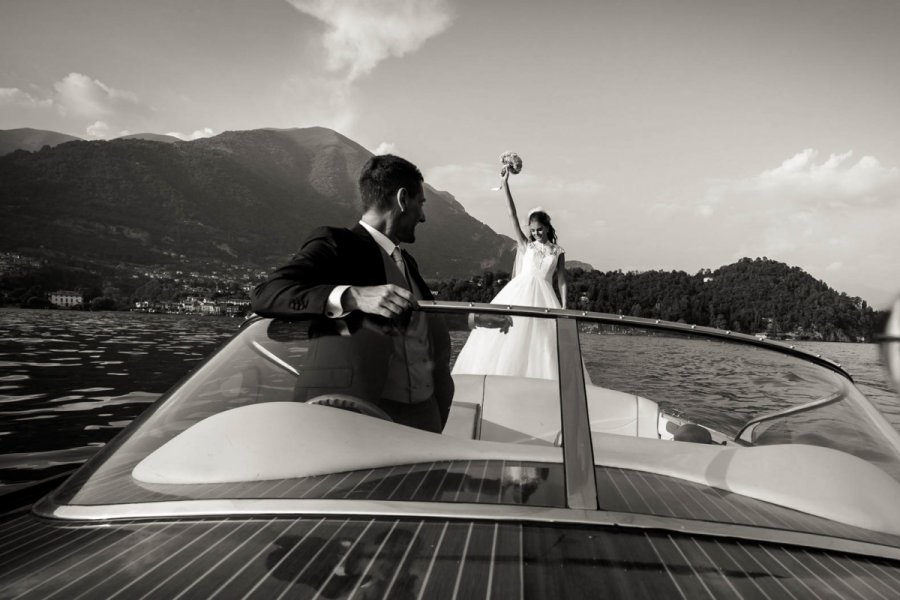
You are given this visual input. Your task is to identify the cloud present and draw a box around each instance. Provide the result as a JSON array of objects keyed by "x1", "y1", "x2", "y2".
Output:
[
  {"x1": 704, "y1": 149, "x2": 900, "y2": 215},
  {"x1": 285, "y1": 0, "x2": 453, "y2": 81},
  {"x1": 374, "y1": 141, "x2": 396, "y2": 155},
  {"x1": 685, "y1": 149, "x2": 900, "y2": 306},
  {"x1": 0, "y1": 87, "x2": 58, "y2": 129},
  {"x1": 0, "y1": 74, "x2": 154, "y2": 138},
  {"x1": 85, "y1": 121, "x2": 111, "y2": 139},
  {"x1": 165, "y1": 127, "x2": 216, "y2": 141},
  {"x1": 0, "y1": 87, "x2": 54, "y2": 110},
  {"x1": 53, "y1": 73, "x2": 144, "y2": 120}
]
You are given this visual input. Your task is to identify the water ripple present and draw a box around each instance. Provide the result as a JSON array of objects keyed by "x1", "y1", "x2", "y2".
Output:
[{"x1": 0, "y1": 308, "x2": 238, "y2": 485}]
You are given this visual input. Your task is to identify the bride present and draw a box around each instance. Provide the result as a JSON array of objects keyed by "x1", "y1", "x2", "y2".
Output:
[{"x1": 452, "y1": 168, "x2": 566, "y2": 379}]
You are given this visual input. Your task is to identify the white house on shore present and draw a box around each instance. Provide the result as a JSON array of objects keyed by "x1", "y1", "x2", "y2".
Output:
[{"x1": 50, "y1": 290, "x2": 83, "y2": 308}]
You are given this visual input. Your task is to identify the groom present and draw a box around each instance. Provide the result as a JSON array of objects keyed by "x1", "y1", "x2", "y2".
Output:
[{"x1": 250, "y1": 154, "x2": 454, "y2": 433}]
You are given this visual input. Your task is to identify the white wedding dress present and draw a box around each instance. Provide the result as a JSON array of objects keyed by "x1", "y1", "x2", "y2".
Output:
[{"x1": 452, "y1": 241, "x2": 563, "y2": 380}]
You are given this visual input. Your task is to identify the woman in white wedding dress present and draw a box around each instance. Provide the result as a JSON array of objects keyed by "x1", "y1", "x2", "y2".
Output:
[{"x1": 452, "y1": 169, "x2": 567, "y2": 379}]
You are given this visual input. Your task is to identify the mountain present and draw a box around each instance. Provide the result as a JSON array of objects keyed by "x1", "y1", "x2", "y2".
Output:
[
  {"x1": 116, "y1": 133, "x2": 181, "y2": 143},
  {"x1": 0, "y1": 127, "x2": 515, "y2": 279},
  {"x1": 566, "y1": 260, "x2": 594, "y2": 271},
  {"x1": 0, "y1": 128, "x2": 82, "y2": 156}
]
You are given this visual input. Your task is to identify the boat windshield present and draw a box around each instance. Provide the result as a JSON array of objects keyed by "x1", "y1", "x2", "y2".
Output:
[
  {"x1": 54, "y1": 313, "x2": 565, "y2": 509},
  {"x1": 48, "y1": 307, "x2": 900, "y2": 547},
  {"x1": 578, "y1": 320, "x2": 900, "y2": 481}
]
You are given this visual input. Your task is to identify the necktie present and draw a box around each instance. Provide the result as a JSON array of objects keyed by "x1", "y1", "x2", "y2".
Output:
[{"x1": 391, "y1": 247, "x2": 409, "y2": 286}]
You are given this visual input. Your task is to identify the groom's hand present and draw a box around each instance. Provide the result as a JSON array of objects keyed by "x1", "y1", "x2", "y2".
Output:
[{"x1": 343, "y1": 284, "x2": 416, "y2": 319}]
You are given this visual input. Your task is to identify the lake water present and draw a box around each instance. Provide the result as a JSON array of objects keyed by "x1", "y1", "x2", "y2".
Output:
[
  {"x1": 0, "y1": 308, "x2": 240, "y2": 486},
  {"x1": 2, "y1": 307, "x2": 899, "y2": 487}
]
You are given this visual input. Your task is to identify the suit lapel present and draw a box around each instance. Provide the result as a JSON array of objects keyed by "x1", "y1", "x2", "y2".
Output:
[{"x1": 350, "y1": 223, "x2": 388, "y2": 285}]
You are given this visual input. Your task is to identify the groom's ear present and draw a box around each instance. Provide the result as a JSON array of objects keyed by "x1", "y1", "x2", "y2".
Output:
[{"x1": 395, "y1": 188, "x2": 408, "y2": 213}]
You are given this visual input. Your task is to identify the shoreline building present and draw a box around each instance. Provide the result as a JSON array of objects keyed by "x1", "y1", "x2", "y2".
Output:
[{"x1": 49, "y1": 290, "x2": 83, "y2": 308}]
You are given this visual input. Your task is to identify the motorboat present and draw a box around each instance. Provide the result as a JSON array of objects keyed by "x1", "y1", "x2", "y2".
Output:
[{"x1": 3, "y1": 300, "x2": 900, "y2": 598}]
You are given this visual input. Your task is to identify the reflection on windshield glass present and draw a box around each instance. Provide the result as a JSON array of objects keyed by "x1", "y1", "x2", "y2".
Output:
[{"x1": 577, "y1": 321, "x2": 900, "y2": 481}]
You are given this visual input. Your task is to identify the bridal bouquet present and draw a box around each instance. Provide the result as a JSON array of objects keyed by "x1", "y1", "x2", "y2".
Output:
[
  {"x1": 500, "y1": 151, "x2": 523, "y2": 175},
  {"x1": 493, "y1": 151, "x2": 522, "y2": 190}
]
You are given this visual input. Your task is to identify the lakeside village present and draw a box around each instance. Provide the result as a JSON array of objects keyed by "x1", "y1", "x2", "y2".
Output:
[
  {"x1": 2, "y1": 251, "x2": 523, "y2": 321},
  {"x1": 1, "y1": 252, "x2": 256, "y2": 318},
  {"x1": 1, "y1": 252, "x2": 877, "y2": 341},
  {"x1": 3, "y1": 250, "x2": 513, "y2": 322}
]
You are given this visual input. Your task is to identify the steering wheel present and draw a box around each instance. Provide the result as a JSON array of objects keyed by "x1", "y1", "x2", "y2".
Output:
[{"x1": 305, "y1": 393, "x2": 393, "y2": 422}]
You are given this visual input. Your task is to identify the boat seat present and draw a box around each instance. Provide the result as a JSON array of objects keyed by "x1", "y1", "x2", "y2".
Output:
[
  {"x1": 133, "y1": 402, "x2": 562, "y2": 485},
  {"x1": 591, "y1": 431, "x2": 900, "y2": 536},
  {"x1": 446, "y1": 373, "x2": 662, "y2": 442}
]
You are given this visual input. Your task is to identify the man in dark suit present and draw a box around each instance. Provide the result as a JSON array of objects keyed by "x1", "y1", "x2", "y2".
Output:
[{"x1": 250, "y1": 154, "x2": 454, "y2": 433}]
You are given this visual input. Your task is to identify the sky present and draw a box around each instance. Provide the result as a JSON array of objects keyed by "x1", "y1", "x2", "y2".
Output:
[{"x1": 2, "y1": 0, "x2": 899, "y2": 308}]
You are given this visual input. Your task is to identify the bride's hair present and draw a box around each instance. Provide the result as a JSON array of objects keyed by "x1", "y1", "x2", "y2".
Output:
[{"x1": 527, "y1": 210, "x2": 557, "y2": 244}]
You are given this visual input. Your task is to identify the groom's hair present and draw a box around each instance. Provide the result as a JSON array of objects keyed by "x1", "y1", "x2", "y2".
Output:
[{"x1": 358, "y1": 154, "x2": 424, "y2": 212}]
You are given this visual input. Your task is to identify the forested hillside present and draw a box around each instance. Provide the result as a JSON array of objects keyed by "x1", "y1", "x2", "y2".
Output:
[
  {"x1": 431, "y1": 257, "x2": 885, "y2": 342},
  {"x1": 0, "y1": 127, "x2": 514, "y2": 279}
]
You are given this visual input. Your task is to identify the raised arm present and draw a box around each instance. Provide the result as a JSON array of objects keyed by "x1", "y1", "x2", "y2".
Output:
[
  {"x1": 556, "y1": 252, "x2": 567, "y2": 309},
  {"x1": 501, "y1": 170, "x2": 528, "y2": 248}
]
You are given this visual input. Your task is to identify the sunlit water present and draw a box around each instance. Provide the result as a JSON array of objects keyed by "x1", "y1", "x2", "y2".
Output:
[
  {"x1": 0, "y1": 308, "x2": 239, "y2": 485},
  {"x1": 2, "y1": 308, "x2": 898, "y2": 488}
]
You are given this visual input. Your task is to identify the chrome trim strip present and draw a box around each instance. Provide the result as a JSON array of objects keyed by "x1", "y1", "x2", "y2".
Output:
[
  {"x1": 250, "y1": 340, "x2": 299, "y2": 376},
  {"x1": 37, "y1": 499, "x2": 900, "y2": 561},
  {"x1": 556, "y1": 318, "x2": 597, "y2": 510},
  {"x1": 735, "y1": 390, "x2": 844, "y2": 442},
  {"x1": 415, "y1": 301, "x2": 853, "y2": 380}
]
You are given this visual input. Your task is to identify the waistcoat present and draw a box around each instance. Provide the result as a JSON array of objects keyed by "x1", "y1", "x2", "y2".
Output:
[{"x1": 378, "y1": 248, "x2": 434, "y2": 403}]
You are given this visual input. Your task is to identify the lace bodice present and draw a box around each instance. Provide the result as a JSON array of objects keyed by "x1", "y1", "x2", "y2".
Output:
[{"x1": 516, "y1": 241, "x2": 563, "y2": 281}]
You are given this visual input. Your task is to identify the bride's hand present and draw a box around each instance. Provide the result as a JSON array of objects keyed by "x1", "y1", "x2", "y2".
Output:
[{"x1": 491, "y1": 167, "x2": 511, "y2": 191}]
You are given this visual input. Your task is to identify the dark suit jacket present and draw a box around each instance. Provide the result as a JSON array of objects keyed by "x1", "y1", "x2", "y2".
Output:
[{"x1": 251, "y1": 224, "x2": 454, "y2": 426}]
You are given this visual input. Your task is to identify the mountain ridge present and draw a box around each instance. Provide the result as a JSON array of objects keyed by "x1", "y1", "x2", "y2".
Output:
[
  {"x1": 0, "y1": 128, "x2": 82, "y2": 156},
  {"x1": 0, "y1": 127, "x2": 516, "y2": 280}
]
